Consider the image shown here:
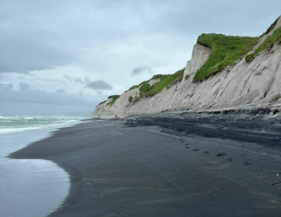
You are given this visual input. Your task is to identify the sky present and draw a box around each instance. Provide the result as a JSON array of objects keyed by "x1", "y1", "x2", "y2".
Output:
[{"x1": 0, "y1": 0, "x2": 280, "y2": 116}]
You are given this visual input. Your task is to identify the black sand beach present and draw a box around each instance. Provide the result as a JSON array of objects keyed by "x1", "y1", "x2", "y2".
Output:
[{"x1": 10, "y1": 113, "x2": 281, "y2": 217}]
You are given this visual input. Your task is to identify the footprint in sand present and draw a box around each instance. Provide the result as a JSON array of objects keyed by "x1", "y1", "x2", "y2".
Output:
[
  {"x1": 241, "y1": 153, "x2": 247, "y2": 156},
  {"x1": 185, "y1": 146, "x2": 189, "y2": 149},
  {"x1": 227, "y1": 158, "x2": 233, "y2": 161},
  {"x1": 243, "y1": 162, "x2": 252, "y2": 166},
  {"x1": 203, "y1": 151, "x2": 209, "y2": 154},
  {"x1": 193, "y1": 149, "x2": 200, "y2": 151},
  {"x1": 217, "y1": 153, "x2": 226, "y2": 157}
]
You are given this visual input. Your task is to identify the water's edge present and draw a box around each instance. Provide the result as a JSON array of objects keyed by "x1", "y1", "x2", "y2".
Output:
[{"x1": 0, "y1": 121, "x2": 81, "y2": 217}]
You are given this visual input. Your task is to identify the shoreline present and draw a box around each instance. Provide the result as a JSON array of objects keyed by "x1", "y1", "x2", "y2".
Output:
[
  {"x1": 8, "y1": 114, "x2": 281, "y2": 216},
  {"x1": 0, "y1": 120, "x2": 82, "y2": 217}
]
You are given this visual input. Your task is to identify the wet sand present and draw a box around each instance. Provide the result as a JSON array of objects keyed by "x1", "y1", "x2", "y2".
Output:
[{"x1": 9, "y1": 115, "x2": 281, "y2": 217}]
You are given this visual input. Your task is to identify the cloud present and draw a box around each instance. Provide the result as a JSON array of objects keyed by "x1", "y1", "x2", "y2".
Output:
[
  {"x1": 0, "y1": 35, "x2": 74, "y2": 73},
  {"x1": 56, "y1": 89, "x2": 66, "y2": 94},
  {"x1": 86, "y1": 80, "x2": 113, "y2": 90},
  {"x1": 0, "y1": 83, "x2": 101, "y2": 106},
  {"x1": 131, "y1": 66, "x2": 152, "y2": 76},
  {"x1": 18, "y1": 82, "x2": 30, "y2": 91},
  {"x1": 0, "y1": 83, "x2": 13, "y2": 90},
  {"x1": 64, "y1": 75, "x2": 90, "y2": 85},
  {"x1": 0, "y1": 0, "x2": 280, "y2": 117}
]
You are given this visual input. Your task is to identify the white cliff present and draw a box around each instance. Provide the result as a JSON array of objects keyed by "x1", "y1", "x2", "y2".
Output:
[{"x1": 94, "y1": 16, "x2": 281, "y2": 119}]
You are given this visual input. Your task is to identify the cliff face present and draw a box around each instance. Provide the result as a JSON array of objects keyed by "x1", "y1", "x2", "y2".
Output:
[{"x1": 93, "y1": 16, "x2": 281, "y2": 119}]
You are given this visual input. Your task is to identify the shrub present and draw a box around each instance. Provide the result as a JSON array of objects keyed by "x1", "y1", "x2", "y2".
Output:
[
  {"x1": 134, "y1": 95, "x2": 140, "y2": 102},
  {"x1": 139, "y1": 82, "x2": 151, "y2": 93},
  {"x1": 133, "y1": 92, "x2": 144, "y2": 102},
  {"x1": 193, "y1": 34, "x2": 258, "y2": 82},
  {"x1": 107, "y1": 95, "x2": 120, "y2": 106},
  {"x1": 185, "y1": 74, "x2": 190, "y2": 80},
  {"x1": 128, "y1": 96, "x2": 133, "y2": 102},
  {"x1": 246, "y1": 26, "x2": 281, "y2": 63},
  {"x1": 271, "y1": 94, "x2": 281, "y2": 102}
]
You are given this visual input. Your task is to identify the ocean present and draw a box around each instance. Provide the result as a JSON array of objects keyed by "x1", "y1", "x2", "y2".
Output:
[
  {"x1": 0, "y1": 116, "x2": 82, "y2": 135},
  {"x1": 0, "y1": 116, "x2": 84, "y2": 217}
]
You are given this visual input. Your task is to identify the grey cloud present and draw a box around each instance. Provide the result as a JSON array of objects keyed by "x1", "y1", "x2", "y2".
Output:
[
  {"x1": 0, "y1": 83, "x2": 13, "y2": 90},
  {"x1": 0, "y1": 0, "x2": 280, "y2": 114},
  {"x1": 64, "y1": 75, "x2": 90, "y2": 85},
  {"x1": 18, "y1": 82, "x2": 30, "y2": 91},
  {"x1": 131, "y1": 66, "x2": 152, "y2": 76},
  {"x1": 0, "y1": 35, "x2": 74, "y2": 73},
  {"x1": 56, "y1": 89, "x2": 66, "y2": 94},
  {"x1": 0, "y1": 83, "x2": 102, "y2": 106},
  {"x1": 0, "y1": 0, "x2": 279, "y2": 77},
  {"x1": 86, "y1": 80, "x2": 113, "y2": 90},
  {"x1": 35, "y1": 77, "x2": 68, "y2": 85}
]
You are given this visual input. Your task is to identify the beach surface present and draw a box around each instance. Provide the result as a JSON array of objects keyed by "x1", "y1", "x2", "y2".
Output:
[{"x1": 9, "y1": 114, "x2": 281, "y2": 217}]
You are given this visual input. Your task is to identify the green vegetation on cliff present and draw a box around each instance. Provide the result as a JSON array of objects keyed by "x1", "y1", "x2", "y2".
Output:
[
  {"x1": 127, "y1": 69, "x2": 184, "y2": 102},
  {"x1": 259, "y1": 17, "x2": 279, "y2": 39},
  {"x1": 97, "y1": 100, "x2": 106, "y2": 106},
  {"x1": 146, "y1": 68, "x2": 184, "y2": 97},
  {"x1": 193, "y1": 34, "x2": 258, "y2": 82},
  {"x1": 134, "y1": 92, "x2": 143, "y2": 102},
  {"x1": 128, "y1": 74, "x2": 168, "y2": 92},
  {"x1": 107, "y1": 95, "x2": 120, "y2": 106},
  {"x1": 271, "y1": 93, "x2": 281, "y2": 102},
  {"x1": 96, "y1": 17, "x2": 281, "y2": 108},
  {"x1": 151, "y1": 74, "x2": 170, "y2": 81},
  {"x1": 246, "y1": 27, "x2": 281, "y2": 62},
  {"x1": 128, "y1": 84, "x2": 142, "y2": 91},
  {"x1": 139, "y1": 83, "x2": 151, "y2": 93}
]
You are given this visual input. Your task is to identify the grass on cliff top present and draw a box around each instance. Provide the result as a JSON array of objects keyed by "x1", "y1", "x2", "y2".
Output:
[
  {"x1": 128, "y1": 74, "x2": 169, "y2": 91},
  {"x1": 193, "y1": 34, "x2": 258, "y2": 82},
  {"x1": 97, "y1": 100, "x2": 106, "y2": 106},
  {"x1": 107, "y1": 95, "x2": 120, "y2": 106},
  {"x1": 151, "y1": 74, "x2": 170, "y2": 81},
  {"x1": 128, "y1": 69, "x2": 184, "y2": 102},
  {"x1": 246, "y1": 26, "x2": 281, "y2": 62},
  {"x1": 146, "y1": 68, "x2": 184, "y2": 97}
]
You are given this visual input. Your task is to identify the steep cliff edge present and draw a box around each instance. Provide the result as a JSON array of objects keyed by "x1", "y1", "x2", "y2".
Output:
[{"x1": 94, "y1": 16, "x2": 281, "y2": 119}]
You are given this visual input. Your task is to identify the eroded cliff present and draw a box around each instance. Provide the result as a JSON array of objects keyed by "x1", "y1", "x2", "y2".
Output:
[{"x1": 94, "y1": 16, "x2": 281, "y2": 119}]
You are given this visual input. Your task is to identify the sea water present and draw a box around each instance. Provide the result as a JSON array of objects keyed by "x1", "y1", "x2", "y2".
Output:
[
  {"x1": 0, "y1": 116, "x2": 83, "y2": 217},
  {"x1": 0, "y1": 116, "x2": 81, "y2": 135}
]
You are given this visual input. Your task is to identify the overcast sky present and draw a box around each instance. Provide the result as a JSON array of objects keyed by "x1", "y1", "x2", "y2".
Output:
[{"x1": 0, "y1": 0, "x2": 280, "y2": 116}]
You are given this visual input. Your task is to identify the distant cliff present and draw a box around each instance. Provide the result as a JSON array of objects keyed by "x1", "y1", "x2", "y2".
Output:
[{"x1": 93, "y1": 16, "x2": 281, "y2": 119}]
